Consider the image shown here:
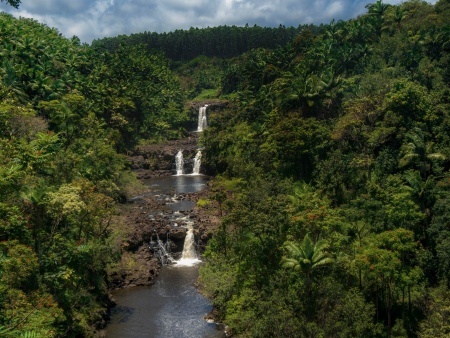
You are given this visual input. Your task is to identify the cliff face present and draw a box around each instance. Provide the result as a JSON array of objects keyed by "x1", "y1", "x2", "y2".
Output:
[
  {"x1": 129, "y1": 135, "x2": 199, "y2": 178},
  {"x1": 188, "y1": 99, "x2": 229, "y2": 111},
  {"x1": 128, "y1": 100, "x2": 229, "y2": 178}
]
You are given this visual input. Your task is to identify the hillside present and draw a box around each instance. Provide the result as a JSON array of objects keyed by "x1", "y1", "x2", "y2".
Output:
[
  {"x1": 197, "y1": 0, "x2": 450, "y2": 337},
  {"x1": 0, "y1": 11, "x2": 188, "y2": 337},
  {"x1": 1, "y1": 0, "x2": 450, "y2": 336}
]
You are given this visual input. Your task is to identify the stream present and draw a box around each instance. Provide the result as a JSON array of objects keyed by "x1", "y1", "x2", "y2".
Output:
[{"x1": 106, "y1": 175, "x2": 225, "y2": 338}]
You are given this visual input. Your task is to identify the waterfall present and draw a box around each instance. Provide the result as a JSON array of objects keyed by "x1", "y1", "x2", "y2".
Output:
[
  {"x1": 202, "y1": 114, "x2": 207, "y2": 130},
  {"x1": 175, "y1": 150, "x2": 184, "y2": 175},
  {"x1": 149, "y1": 233, "x2": 175, "y2": 266},
  {"x1": 157, "y1": 239, "x2": 175, "y2": 265},
  {"x1": 177, "y1": 224, "x2": 201, "y2": 266},
  {"x1": 197, "y1": 105, "x2": 208, "y2": 132},
  {"x1": 192, "y1": 150, "x2": 202, "y2": 175}
]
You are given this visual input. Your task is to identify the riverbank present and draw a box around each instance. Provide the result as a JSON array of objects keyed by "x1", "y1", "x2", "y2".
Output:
[
  {"x1": 96, "y1": 135, "x2": 223, "y2": 335},
  {"x1": 97, "y1": 93, "x2": 231, "y2": 333},
  {"x1": 107, "y1": 177, "x2": 220, "y2": 290}
]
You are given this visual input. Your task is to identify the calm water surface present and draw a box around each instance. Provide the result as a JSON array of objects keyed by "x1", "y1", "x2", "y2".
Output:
[
  {"x1": 106, "y1": 266, "x2": 224, "y2": 338},
  {"x1": 143, "y1": 175, "x2": 209, "y2": 194},
  {"x1": 106, "y1": 175, "x2": 225, "y2": 338}
]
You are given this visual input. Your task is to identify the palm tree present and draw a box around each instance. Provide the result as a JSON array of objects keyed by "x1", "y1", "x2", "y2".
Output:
[
  {"x1": 282, "y1": 233, "x2": 334, "y2": 280},
  {"x1": 398, "y1": 127, "x2": 447, "y2": 178},
  {"x1": 366, "y1": 0, "x2": 391, "y2": 38},
  {"x1": 323, "y1": 19, "x2": 344, "y2": 42},
  {"x1": 367, "y1": 0, "x2": 390, "y2": 18},
  {"x1": 1, "y1": 60, "x2": 27, "y2": 101},
  {"x1": 391, "y1": 6, "x2": 408, "y2": 32},
  {"x1": 282, "y1": 234, "x2": 334, "y2": 317}
]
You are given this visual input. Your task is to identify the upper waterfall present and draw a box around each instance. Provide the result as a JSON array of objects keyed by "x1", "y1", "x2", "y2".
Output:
[{"x1": 197, "y1": 105, "x2": 208, "y2": 132}]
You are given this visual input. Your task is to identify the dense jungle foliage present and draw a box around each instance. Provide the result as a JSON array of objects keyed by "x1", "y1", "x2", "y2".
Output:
[
  {"x1": 1, "y1": 0, "x2": 450, "y2": 336},
  {"x1": 92, "y1": 24, "x2": 313, "y2": 61},
  {"x1": 0, "y1": 11, "x2": 186, "y2": 337},
  {"x1": 196, "y1": 0, "x2": 450, "y2": 337}
]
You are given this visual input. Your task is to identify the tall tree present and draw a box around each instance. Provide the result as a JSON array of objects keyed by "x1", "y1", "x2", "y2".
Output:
[
  {"x1": 367, "y1": 0, "x2": 391, "y2": 37},
  {"x1": 282, "y1": 233, "x2": 334, "y2": 281}
]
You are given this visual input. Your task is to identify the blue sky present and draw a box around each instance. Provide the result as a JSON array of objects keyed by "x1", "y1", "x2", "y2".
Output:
[{"x1": 0, "y1": 0, "x2": 438, "y2": 44}]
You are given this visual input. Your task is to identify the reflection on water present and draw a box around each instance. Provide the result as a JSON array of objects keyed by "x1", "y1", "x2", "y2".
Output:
[
  {"x1": 106, "y1": 266, "x2": 224, "y2": 338},
  {"x1": 106, "y1": 175, "x2": 224, "y2": 338},
  {"x1": 144, "y1": 175, "x2": 209, "y2": 195}
]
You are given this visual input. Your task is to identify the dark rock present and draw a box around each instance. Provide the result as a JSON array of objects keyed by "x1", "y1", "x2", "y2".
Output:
[
  {"x1": 170, "y1": 228, "x2": 187, "y2": 239},
  {"x1": 109, "y1": 135, "x2": 220, "y2": 293}
]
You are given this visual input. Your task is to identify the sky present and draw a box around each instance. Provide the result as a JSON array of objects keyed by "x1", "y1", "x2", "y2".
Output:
[{"x1": 0, "y1": 0, "x2": 438, "y2": 44}]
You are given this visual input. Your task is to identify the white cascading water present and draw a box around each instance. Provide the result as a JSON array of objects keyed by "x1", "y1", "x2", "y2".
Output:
[
  {"x1": 149, "y1": 233, "x2": 176, "y2": 266},
  {"x1": 157, "y1": 239, "x2": 176, "y2": 265},
  {"x1": 177, "y1": 224, "x2": 201, "y2": 266},
  {"x1": 192, "y1": 150, "x2": 202, "y2": 175},
  {"x1": 175, "y1": 150, "x2": 184, "y2": 175},
  {"x1": 197, "y1": 105, "x2": 208, "y2": 132}
]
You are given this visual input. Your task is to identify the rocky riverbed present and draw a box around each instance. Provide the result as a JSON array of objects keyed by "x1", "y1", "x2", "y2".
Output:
[
  {"x1": 93, "y1": 102, "x2": 231, "y2": 336},
  {"x1": 107, "y1": 136, "x2": 221, "y2": 291}
]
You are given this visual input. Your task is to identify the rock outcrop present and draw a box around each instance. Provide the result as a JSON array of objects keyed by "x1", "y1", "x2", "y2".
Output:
[
  {"x1": 109, "y1": 147, "x2": 220, "y2": 290},
  {"x1": 129, "y1": 135, "x2": 200, "y2": 178}
]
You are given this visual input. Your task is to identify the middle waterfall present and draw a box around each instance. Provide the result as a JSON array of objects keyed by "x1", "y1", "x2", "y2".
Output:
[
  {"x1": 192, "y1": 150, "x2": 202, "y2": 175},
  {"x1": 175, "y1": 150, "x2": 184, "y2": 175},
  {"x1": 175, "y1": 149, "x2": 203, "y2": 175}
]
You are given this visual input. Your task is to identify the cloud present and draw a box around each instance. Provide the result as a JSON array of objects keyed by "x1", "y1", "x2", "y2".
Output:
[
  {"x1": 17, "y1": 0, "x2": 89, "y2": 16},
  {"x1": 0, "y1": 0, "x2": 438, "y2": 43}
]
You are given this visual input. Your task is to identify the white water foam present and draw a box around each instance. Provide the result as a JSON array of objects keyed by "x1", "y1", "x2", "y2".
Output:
[
  {"x1": 175, "y1": 150, "x2": 184, "y2": 175},
  {"x1": 197, "y1": 106, "x2": 208, "y2": 132},
  {"x1": 177, "y1": 224, "x2": 201, "y2": 266},
  {"x1": 192, "y1": 150, "x2": 202, "y2": 175}
]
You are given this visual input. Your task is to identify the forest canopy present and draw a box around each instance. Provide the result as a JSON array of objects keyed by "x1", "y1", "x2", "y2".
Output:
[
  {"x1": 0, "y1": 10, "x2": 186, "y2": 336},
  {"x1": 195, "y1": 0, "x2": 450, "y2": 337},
  {"x1": 1, "y1": 0, "x2": 450, "y2": 336}
]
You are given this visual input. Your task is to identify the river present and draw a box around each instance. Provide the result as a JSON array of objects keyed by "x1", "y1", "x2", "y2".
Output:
[{"x1": 105, "y1": 175, "x2": 225, "y2": 338}]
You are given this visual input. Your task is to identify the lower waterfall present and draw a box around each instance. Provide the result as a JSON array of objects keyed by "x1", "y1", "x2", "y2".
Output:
[
  {"x1": 149, "y1": 233, "x2": 175, "y2": 266},
  {"x1": 177, "y1": 224, "x2": 201, "y2": 266}
]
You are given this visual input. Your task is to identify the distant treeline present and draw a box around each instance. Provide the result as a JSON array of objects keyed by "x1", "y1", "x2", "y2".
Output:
[{"x1": 91, "y1": 24, "x2": 318, "y2": 61}]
